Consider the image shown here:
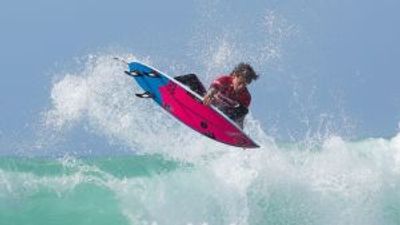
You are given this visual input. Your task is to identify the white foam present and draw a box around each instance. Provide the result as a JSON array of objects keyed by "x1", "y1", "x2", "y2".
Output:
[
  {"x1": 390, "y1": 133, "x2": 400, "y2": 173},
  {"x1": 46, "y1": 75, "x2": 89, "y2": 128}
]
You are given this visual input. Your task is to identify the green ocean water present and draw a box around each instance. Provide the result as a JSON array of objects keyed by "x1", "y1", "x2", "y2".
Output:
[
  {"x1": 0, "y1": 155, "x2": 187, "y2": 225},
  {"x1": 1, "y1": 140, "x2": 400, "y2": 225}
]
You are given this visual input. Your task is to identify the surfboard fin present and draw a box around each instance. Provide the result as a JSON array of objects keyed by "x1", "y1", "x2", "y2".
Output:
[
  {"x1": 124, "y1": 70, "x2": 141, "y2": 77},
  {"x1": 135, "y1": 91, "x2": 153, "y2": 98},
  {"x1": 145, "y1": 71, "x2": 159, "y2": 77}
]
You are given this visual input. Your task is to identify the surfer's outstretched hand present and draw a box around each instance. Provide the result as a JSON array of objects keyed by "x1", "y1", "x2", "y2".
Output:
[
  {"x1": 203, "y1": 94, "x2": 213, "y2": 106},
  {"x1": 203, "y1": 88, "x2": 217, "y2": 106}
]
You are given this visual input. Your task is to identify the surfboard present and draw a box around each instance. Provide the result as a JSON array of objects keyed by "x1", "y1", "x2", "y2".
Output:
[{"x1": 115, "y1": 58, "x2": 259, "y2": 148}]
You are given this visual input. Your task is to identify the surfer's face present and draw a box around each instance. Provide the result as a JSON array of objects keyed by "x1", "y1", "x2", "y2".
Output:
[{"x1": 232, "y1": 74, "x2": 248, "y2": 92}]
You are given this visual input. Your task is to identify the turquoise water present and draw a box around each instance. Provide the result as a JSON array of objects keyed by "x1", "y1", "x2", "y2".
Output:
[
  {"x1": 1, "y1": 136, "x2": 400, "y2": 225},
  {"x1": 0, "y1": 155, "x2": 187, "y2": 225}
]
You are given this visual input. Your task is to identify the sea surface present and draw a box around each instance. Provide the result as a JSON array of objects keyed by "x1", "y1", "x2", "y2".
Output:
[{"x1": 2, "y1": 133, "x2": 400, "y2": 225}]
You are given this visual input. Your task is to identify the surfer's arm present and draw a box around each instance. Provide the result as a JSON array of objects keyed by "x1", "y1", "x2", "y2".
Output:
[
  {"x1": 203, "y1": 87, "x2": 218, "y2": 106},
  {"x1": 203, "y1": 76, "x2": 229, "y2": 105}
]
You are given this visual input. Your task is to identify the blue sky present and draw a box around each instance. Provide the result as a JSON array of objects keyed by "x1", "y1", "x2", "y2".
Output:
[{"x1": 1, "y1": 0, "x2": 400, "y2": 148}]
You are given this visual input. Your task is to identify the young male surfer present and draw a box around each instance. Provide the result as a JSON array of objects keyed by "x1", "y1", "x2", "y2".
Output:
[
  {"x1": 202, "y1": 63, "x2": 258, "y2": 128},
  {"x1": 175, "y1": 63, "x2": 258, "y2": 128}
]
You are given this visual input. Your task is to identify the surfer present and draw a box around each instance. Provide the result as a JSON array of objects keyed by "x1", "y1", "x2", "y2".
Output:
[
  {"x1": 203, "y1": 63, "x2": 258, "y2": 128},
  {"x1": 174, "y1": 63, "x2": 258, "y2": 128},
  {"x1": 120, "y1": 59, "x2": 260, "y2": 147}
]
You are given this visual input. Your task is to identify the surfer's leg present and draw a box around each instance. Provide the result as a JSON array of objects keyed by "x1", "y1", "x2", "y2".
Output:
[
  {"x1": 174, "y1": 74, "x2": 206, "y2": 96},
  {"x1": 236, "y1": 116, "x2": 245, "y2": 129},
  {"x1": 222, "y1": 105, "x2": 248, "y2": 128}
]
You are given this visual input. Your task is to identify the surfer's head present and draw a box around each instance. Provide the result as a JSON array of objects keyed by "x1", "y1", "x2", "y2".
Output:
[{"x1": 231, "y1": 63, "x2": 258, "y2": 91}]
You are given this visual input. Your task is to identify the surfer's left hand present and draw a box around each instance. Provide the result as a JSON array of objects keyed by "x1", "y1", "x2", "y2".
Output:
[{"x1": 203, "y1": 93, "x2": 214, "y2": 106}]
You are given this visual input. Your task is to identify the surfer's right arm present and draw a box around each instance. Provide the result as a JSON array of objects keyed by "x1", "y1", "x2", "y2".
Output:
[
  {"x1": 203, "y1": 75, "x2": 229, "y2": 106},
  {"x1": 203, "y1": 87, "x2": 218, "y2": 106},
  {"x1": 203, "y1": 76, "x2": 229, "y2": 106}
]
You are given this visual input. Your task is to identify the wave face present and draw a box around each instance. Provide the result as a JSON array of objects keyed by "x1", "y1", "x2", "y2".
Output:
[{"x1": 1, "y1": 134, "x2": 400, "y2": 225}]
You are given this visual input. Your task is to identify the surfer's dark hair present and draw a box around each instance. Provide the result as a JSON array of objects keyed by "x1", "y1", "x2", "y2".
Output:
[{"x1": 231, "y1": 63, "x2": 259, "y2": 84}]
